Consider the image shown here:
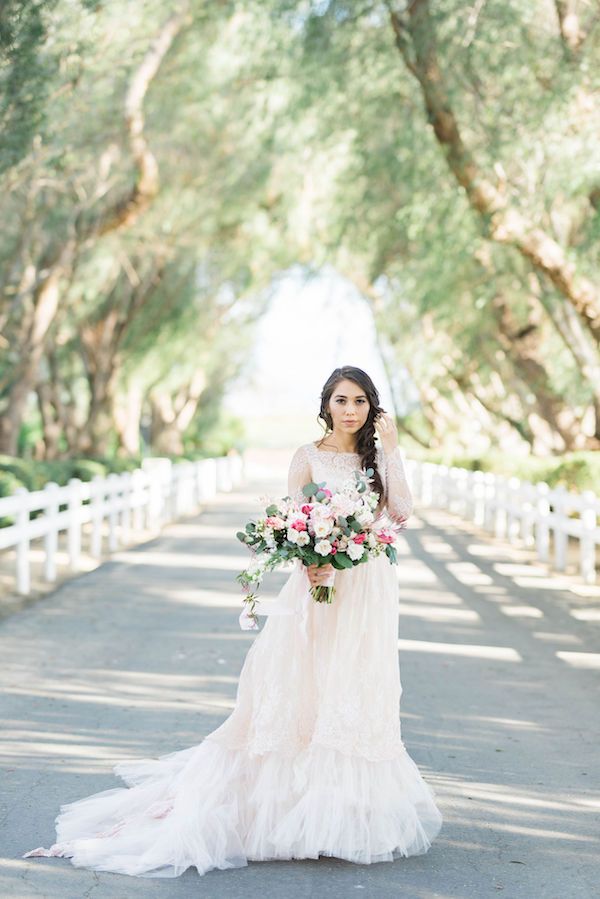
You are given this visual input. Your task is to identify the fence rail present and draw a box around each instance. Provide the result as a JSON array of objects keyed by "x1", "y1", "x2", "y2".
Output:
[
  {"x1": 407, "y1": 460, "x2": 600, "y2": 584},
  {"x1": 0, "y1": 453, "x2": 244, "y2": 596}
]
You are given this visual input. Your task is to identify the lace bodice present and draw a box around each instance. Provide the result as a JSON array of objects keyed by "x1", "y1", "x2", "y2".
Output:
[{"x1": 287, "y1": 442, "x2": 413, "y2": 525}]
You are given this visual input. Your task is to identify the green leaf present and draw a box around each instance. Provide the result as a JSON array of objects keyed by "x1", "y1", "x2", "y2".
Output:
[
  {"x1": 315, "y1": 490, "x2": 326, "y2": 500},
  {"x1": 365, "y1": 467, "x2": 374, "y2": 477},
  {"x1": 385, "y1": 545, "x2": 398, "y2": 564},
  {"x1": 337, "y1": 515, "x2": 348, "y2": 527},
  {"x1": 265, "y1": 504, "x2": 278, "y2": 516},
  {"x1": 302, "y1": 549, "x2": 319, "y2": 565},
  {"x1": 332, "y1": 552, "x2": 353, "y2": 569},
  {"x1": 302, "y1": 482, "x2": 318, "y2": 497},
  {"x1": 236, "y1": 531, "x2": 247, "y2": 542},
  {"x1": 349, "y1": 519, "x2": 362, "y2": 532}
]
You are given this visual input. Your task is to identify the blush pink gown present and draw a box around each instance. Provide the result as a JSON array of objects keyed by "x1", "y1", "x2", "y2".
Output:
[{"x1": 24, "y1": 442, "x2": 443, "y2": 877}]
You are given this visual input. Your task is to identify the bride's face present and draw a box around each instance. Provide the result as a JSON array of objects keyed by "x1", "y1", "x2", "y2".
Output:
[{"x1": 328, "y1": 379, "x2": 370, "y2": 435}]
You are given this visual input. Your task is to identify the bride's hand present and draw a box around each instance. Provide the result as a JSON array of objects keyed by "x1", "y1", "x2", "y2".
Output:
[
  {"x1": 375, "y1": 411, "x2": 399, "y2": 454},
  {"x1": 306, "y1": 563, "x2": 334, "y2": 587}
]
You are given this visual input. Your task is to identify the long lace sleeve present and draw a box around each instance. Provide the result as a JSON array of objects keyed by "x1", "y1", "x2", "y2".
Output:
[
  {"x1": 377, "y1": 445, "x2": 414, "y2": 525},
  {"x1": 287, "y1": 445, "x2": 312, "y2": 499}
]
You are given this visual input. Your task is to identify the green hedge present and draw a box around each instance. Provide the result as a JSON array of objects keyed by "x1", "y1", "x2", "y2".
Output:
[{"x1": 0, "y1": 471, "x2": 25, "y2": 527}]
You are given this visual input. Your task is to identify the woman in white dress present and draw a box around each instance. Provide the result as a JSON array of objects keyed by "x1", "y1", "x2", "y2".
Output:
[{"x1": 24, "y1": 365, "x2": 443, "y2": 877}]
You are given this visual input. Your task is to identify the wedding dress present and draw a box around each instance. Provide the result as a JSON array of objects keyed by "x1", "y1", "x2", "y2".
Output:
[{"x1": 24, "y1": 441, "x2": 443, "y2": 877}]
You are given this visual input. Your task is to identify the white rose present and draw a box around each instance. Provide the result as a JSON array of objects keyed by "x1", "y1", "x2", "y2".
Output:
[
  {"x1": 295, "y1": 531, "x2": 310, "y2": 546},
  {"x1": 347, "y1": 540, "x2": 365, "y2": 561},
  {"x1": 355, "y1": 509, "x2": 374, "y2": 526},
  {"x1": 315, "y1": 539, "x2": 333, "y2": 557},
  {"x1": 287, "y1": 528, "x2": 300, "y2": 544},
  {"x1": 313, "y1": 518, "x2": 334, "y2": 538},
  {"x1": 330, "y1": 495, "x2": 355, "y2": 517},
  {"x1": 367, "y1": 532, "x2": 377, "y2": 549},
  {"x1": 310, "y1": 505, "x2": 333, "y2": 521}
]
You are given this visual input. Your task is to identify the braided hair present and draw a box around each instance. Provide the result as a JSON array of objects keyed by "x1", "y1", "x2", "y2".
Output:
[{"x1": 316, "y1": 366, "x2": 385, "y2": 502}]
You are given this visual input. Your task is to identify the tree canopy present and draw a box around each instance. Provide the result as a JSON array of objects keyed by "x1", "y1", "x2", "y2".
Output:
[{"x1": 1, "y1": 0, "x2": 598, "y2": 461}]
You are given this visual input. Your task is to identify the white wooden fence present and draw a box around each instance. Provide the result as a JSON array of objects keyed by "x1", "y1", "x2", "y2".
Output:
[
  {"x1": 407, "y1": 460, "x2": 600, "y2": 584},
  {"x1": 0, "y1": 453, "x2": 244, "y2": 596}
]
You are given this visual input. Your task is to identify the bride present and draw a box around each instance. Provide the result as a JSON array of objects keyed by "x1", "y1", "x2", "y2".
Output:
[{"x1": 24, "y1": 364, "x2": 443, "y2": 877}]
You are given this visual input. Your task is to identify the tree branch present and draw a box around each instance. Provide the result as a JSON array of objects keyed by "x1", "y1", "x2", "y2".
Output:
[{"x1": 388, "y1": 0, "x2": 600, "y2": 344}]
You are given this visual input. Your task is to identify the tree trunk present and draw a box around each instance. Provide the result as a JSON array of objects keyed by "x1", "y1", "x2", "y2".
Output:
[
  {"x1": 35, "y1": 382, "x2": 64, "y2": 459},
  {"x1": 554, "y1": 0, "x2": 585, "y2": 54},
  {"x1": 114, "y1": 383, "x2": 143, "y2": 457},
  {"x1": 149, "y1": 371, "x2": 207, "y2": 456},
  {"x1": 534, "y1": 283, "x2": 600, "y2": 442},
  {"x1": 490, "y1": 295, "x2": 583, "y2": 450},
  {"x1": 0, "y1": 7, "x2": 189, "y2": 457},
  {"x1": 0, "y1": 256, "x2": 68, "y2": 454}
]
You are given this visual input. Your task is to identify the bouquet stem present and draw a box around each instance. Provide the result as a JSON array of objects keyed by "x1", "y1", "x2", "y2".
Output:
[{"x1": 310, "y1": 585, "x2": 336, "y2": 604}]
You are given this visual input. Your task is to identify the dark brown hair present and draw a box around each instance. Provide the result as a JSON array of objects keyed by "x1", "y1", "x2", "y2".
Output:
[{"x1": 317, "y1": 365, "x2": 385, "y2": 502}]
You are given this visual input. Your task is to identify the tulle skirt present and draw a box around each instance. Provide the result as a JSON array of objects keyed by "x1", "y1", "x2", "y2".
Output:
[{"x1": 24, "y1": 556, "x2": 443, "y2": 876}]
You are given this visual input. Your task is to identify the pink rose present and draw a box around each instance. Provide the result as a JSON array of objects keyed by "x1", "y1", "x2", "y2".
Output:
[
  {"x1": 291, "y1": 519, "x2": 308, "y2": 531},
  {"x1": 330, "y1": 541, "x2": 338, "y2": 554},
  {"x1": 265, "y1": 516, "x2": 285, "y2": 530},
  {"x1": 321, "y1": 488, "x2": 332, "y2": 498},
  {"x1": 376, "y1": 531, "x2": 395, "y2": 544},
  {"x1": 353, "y1": 533, "x2": 367, "y2": 544},
  {"x1": 301, "y1": 504, "x2": 313, "y2": 514}
]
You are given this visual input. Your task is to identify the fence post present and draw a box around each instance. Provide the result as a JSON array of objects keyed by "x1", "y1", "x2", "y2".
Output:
[
  {"x1": 131, "y1": 469, "x2": 145, "y2": 532},
  {"x1": 216, "y1": 457, "x2": 232, "y2": 492},
  {"x1": 507, "y1": 477, "x2": 521, "y2": 543},
  {"x1": 196, "y1": 460, "x2": 207, "y2": 503},
  {"x1": 142, "y1": 458, "x2": 172, "y2": 529},
  {"x1": 579, "y1": 491, "x2": 597, "y2": 584},
  {"x1": 521, "y1": 481, "x2": 535, "y2": 547},
  {"x1": 107, "y1": 473, "x2": 120, "y2": 552},
  {"x1": 473, "y1": 470, "x2": 485, "y2": 526},
  {"x1": 495, "y1": 477, "x2": 508, "y2": 539},
  {"x1": 67, "y1": 478, "x2": 83, "y2": 571},
  {"x1": 535, "y1": 482, "x2": 551, "y2": 563},
  {"x1": 15, "y1": 488, "x2": 30, "y2": 595},
  {"x1": 121, "y1": 472, "x2": 132, "y2": 544},
  {"x1": 90, "y1": 475, "x2": 104, "y2": 558},
  {"x1": 483, "y1": 472, "x2": 495, "y2": 531},
  {"x1": 43, "y1": 482, "x2": 60, "y2": 582},
  {"x1": 553, "y1": 486, "x2": 568, "y2": 571},
  {"x1": 201, "y1": 459, "x2": 217, "y2": 501}
]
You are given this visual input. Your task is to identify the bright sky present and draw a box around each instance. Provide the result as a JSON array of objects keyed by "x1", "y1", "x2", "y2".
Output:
[
  {"x1": 226, "y1": 266, "x2": 392, "y2": 412},
  {"x1": 225, "y1": 267, "x2": 410, "y2": 447}
]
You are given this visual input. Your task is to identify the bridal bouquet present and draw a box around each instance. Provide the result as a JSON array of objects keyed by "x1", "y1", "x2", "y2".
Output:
[{"x1": 236, "y1": 467, "x2": 404, "y2": 630}]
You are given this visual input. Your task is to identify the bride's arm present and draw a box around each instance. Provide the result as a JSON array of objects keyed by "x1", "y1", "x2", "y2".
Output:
[
  {"x1": 378, "y1": 445, "x2": 413, "y2": 525},
  {"x1": 287, "y1": 445, "x2": 312, "y2": 498}
]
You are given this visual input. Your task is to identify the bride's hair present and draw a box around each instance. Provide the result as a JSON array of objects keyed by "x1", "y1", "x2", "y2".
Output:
[{"x1": 317, "y1": 365, "x2": 385, "y2": 500}]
